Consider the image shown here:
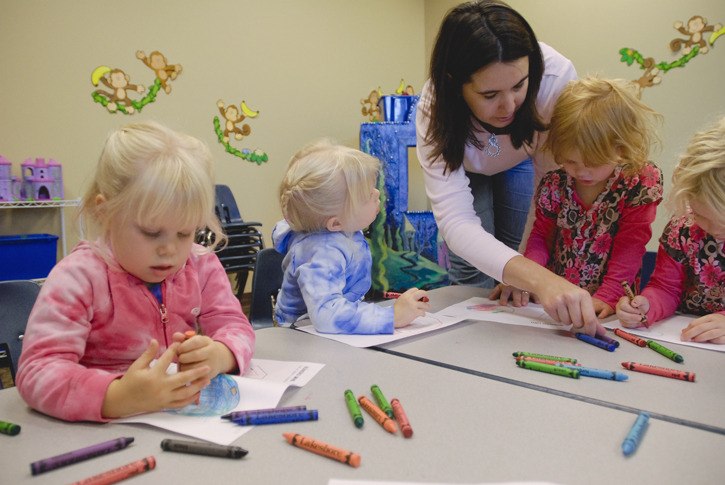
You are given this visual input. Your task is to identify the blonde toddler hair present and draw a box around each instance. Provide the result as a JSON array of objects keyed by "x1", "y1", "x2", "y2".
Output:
[
  {"x1": 279, "y1": 139, "x2": 381, "y2": 232},
  {"x1": 670, "y1": 117, "x2": 725, "y2": 222},
  {"x1": 79, "y1": 120, "x2": 225, "y2": 251},
  {"x1": 544, "y1": 77, "x2": 661, "y2": 175}
]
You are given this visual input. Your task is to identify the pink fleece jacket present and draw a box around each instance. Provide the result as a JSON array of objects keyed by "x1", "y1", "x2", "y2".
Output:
[{"x1": 16, "y1": 241, "x2": 255, "y2": 422}]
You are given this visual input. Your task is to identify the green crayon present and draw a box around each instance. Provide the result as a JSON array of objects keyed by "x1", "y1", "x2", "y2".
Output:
[
  {"x1": 647, "y1": 340, "x2": 684, "y2": 363},
  {"x1": 516, "y1": 360, "x2": 580, "y2": 379},
  {"x1": 512, "y1": 351, "x2": 577, "y2": 364},
  {"x1": 370, "y1": 385, "x2": 394, "y2": 418},
  {"x1": 344, "y1": 389, "x2": 364, "y2": 428},
  {"x1": 0, "y1": 420, "x2": 21, "y2": 436}
]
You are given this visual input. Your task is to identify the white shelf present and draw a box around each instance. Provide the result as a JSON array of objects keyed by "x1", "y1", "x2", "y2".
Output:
[
  {"x1": 0, "y1": 198, "x2": 80, "y2": 257},
  {"x1": 0, "y1": 199, "x2": 80, "y2": 209}
]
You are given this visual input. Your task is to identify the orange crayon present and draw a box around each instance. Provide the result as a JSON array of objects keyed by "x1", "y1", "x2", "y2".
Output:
[
  {"x1": 70, "y1": 456, "x2": 156, "y2": 485},
  {"x1": 613, "y1": 328, "x2": 647, "y2": 347},
  {"x1": 358, "y1": 395, "x2": 397, "y2": 434},
  {"x1": 383, "y1": 291, "x2": 429, "y2": 303},
  {"x1": 390, "y1": 398, "x2": 413, "y2": 438},
  {"x1": 283, "y1": 433, "x2": 361, "y2": 468},
  {"x1": 621, "y1": 362, "x2": 695, "y2": 382}
]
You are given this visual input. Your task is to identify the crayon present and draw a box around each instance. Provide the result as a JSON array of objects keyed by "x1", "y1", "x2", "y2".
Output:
[
  {"x1": 370, "y1": 385, "x2": 394, "y2": 418},
  {"x1": 621, "y1": 362, "x2": 695, "y2": 382},
  {"x1": 344, "y1": 389, "x2": 364, "y2": 428},
  {"x1": 575, "y1": 333, "x2": 617, "y2": 352},
  {"x1": 383, "y1": 291, "x2": 429, "y2": 303},
  {"x1": 622, "y1": 413, "x2": 650, "y2": 457},
  {"x1": 390, "y1": 398, "x2": 414, "y2": 438},
  {"x1": 70, "y1": 455, "x2": 155, "y2": 485},
  {"x1": 358, "y1": 395, "x2": 397, "y2": 434},
  {"x1": 515, "y1": 360, "x2": 580, "y2": 379},
  {"x1": 621, "y1": 281, "x2": 648, "y2": 326},
  {"x1": 558, "y1": 364, "x2": 628, "y2": 381},
  {"x1": 31, "y1": 437, "x2": 134, "y2": 476},
  {"x1": 0, "y1": 420, "x2": 21, "y2": 436},
  {"x1": 161, "y1": 439, "x2": 248, "y2": 458},
  {"x1": 646, "y1": 340, "x2": 684, "y2": 363},
  {"x1": 222, "y1": 405, "x2": 307, "y2": 420},
  {"x1": 515, "y1": 356, "x2": 581, "y2": 366},
  {"x1": 596, "y1": 333, "x2": 620, "y2": 348},
  {"x1": 613, "y1": 328, "x2": 647, "y2": 347},
  {"x1": 511, "y1": 352, "x2": 577, "y2": 364},
  {"x1": 231, "y1": 409, "x2": 318, "y2": 426},
  {"x1": 283, "y1": 432, "x2": 361, "y2": 468}
]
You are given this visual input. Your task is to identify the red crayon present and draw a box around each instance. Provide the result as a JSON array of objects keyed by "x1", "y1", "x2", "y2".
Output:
[
  {"x1": 71, "y1": 456, "x2": 156, "y2": 485},
  {"x1": 621, "y1": 362, "x2": 695, "y2": 382},
  {"x1": 383, "y1": 291, "x2": 429, "y2": 303},
  {"x1": 613, "y1": 328, "x2": 647, "y2": 347},
  {"x1": 390, "y1": 398, "x2": 413, "y2": 438}
]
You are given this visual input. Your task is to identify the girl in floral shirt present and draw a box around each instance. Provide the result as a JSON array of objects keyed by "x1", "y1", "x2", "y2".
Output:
[
  {"x1": 497, "y1": 77, "x2": 663, "y2": 318},
  {"x1": 617, "y1": 118, "x2": 725, "y2": 344}
]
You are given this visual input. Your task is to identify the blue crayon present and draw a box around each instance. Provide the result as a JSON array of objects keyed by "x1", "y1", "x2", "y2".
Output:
[
  {"x1": 622, "y1": 412, "x2": 650, "y2": 456},
  {"x1": 597, "y1": 333, "x2": 620, "y2": 348},
  {"x1": 559, "y1": 364, "x2": 628, "y2": 381},
  {"x1": 222, "y1": 405, "x2": 307, "y2": 420},
  {"x1": 231, "y1": 409, "x2": 318, "y2": 426},
  {"x1": 575, "y1": 333, "x2": 616, "y2": 352}
]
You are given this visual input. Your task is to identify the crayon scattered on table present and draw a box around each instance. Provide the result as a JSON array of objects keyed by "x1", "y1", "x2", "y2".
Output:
[
  {"x1": 161, "y1": 439, "x2": 247, "y2": 459},
  {"x1": 515, "y1": 360, "x2": 580, "y2": 379},
  {"x1": 344, "y1": 390, "x2": 364, "y2": 428},
  {"x1": 283, "y1": 433, "x2": 361, "y2": 468},
  {"x1": 516, "y1": 356, "x2": 581, "y2": 366},
  {"x1": 222, "y1": 405, "x2": 307, "y2": 420},
  {"x1": 231, "y1": 409, "x2": 318, "y2": 426},
  {"x1": 622, "y1": 413, "x2": 649, "y2": 457},
  {"x1": 613, "y1": 328, "x2": 647, "y2": 347},
  {"x1": 31, "y1": 437, "x2": 134, "y2": 476},
  {"x1": 558, "y1": 364, "x2": 628, "y2": 381},
  {"x1": 0, "y1": 420, "x2": 21, "y2": 436},
  {"x1": 390, "y1": 398, "x2": 414, "y2": 438},
  {"x1": 646, "y1": 340, "x2": 684, "y2": 363},
  {"x1": 512, "y1": 352, "x2": 577, "y2": 363},
  {"x1": 621, "y1": 362, "x2": 695, "y2": 382},
  {"x1": 358, "y1": 395, "x2": 397, "y2": 434},
  {"x1": 575, "y1": 333, "x2": 617, "y2": 352},
  {"x1": 70, "y1": 455, "x2": 155, "y2": 485},
  {"x1": 370, "y1": 385, "x2": 394, "y2": 418}
]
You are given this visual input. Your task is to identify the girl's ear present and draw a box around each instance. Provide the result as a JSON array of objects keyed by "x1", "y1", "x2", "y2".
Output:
[
  {"x1": 326, "y1": 216, "x2": 343, "y2": 232},
  {"x1": 94, "y1": 194, "x2": 107, "y2": 206}
]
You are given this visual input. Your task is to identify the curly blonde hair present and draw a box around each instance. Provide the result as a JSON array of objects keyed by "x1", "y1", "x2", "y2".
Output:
[
  {"x1": 670, "y1": 117, "x2": 725, "y2": 222},
  {"x1": 279, "y1": 139, "x2": 380, "y2": 232},
  {"x1": 544, "y1": 77, "x2": 661, "y2": 175}
]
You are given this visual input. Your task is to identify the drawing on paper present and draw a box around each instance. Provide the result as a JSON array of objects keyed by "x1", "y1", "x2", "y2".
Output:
[{"x1": 169, "y1": 374, "x2": 240, "y2": 417}]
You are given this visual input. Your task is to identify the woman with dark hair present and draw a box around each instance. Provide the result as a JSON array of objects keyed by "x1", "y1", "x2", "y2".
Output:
[{"x1": 417, "y1": 0, "x2": 603, "y2": 334}]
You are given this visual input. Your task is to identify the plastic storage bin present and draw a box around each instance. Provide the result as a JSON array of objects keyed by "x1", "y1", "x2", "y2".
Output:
[{"x1": 0, "y1": 233, "x2": 59, "y2": 280}]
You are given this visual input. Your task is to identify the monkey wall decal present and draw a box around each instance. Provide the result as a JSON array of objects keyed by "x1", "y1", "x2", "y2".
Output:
[
  {"x1": 670, "y1": 16, "x2": 722, "y2": 55},
  {"x1": 136, "y1": 50, "x2": 183, "y2": 94},
  {"x1": 92, "y1": 68, "x2": 145, "y2": 113}
]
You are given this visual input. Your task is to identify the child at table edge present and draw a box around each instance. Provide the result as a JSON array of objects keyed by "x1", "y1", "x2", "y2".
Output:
[
  {"x1": 273, "y1": 139, "x2": 429, "y2": 334},
  {"x1": 616, "y1": 117, "x2": 725, "y2": 344},
  {"x1": 16, "y1": 121, "x2": 255, "y2": 421}
]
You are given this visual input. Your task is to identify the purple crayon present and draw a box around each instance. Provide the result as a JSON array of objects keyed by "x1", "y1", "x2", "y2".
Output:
[{"x1": 31, "y1": 436, "x2": 134, "y2": 475}]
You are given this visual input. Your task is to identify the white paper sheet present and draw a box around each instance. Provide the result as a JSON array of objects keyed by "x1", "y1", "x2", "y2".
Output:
[
  {"x1": 115, "y1": 359, "x2": 325, "y2": 444},
  {"x1": 604, "y1": 314, "x2": 725, "y2": 353},
  {"x1": 437, "y1": 297, "x2": 573, "y2": 331},
  {"x1": 329, "y1": 480, "x2": 563, "y2": 485},
  {"x1": 295, "y1": 313, "x2": 466, "y2": 347}
]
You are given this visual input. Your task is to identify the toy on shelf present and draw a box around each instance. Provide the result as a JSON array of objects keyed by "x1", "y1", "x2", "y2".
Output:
[
  {"x1": 0, "y1": 156, "x2": 63, "y2": 202},
  {"x1": 360, "y1": 80, "x2": 416, "y2": 122}
]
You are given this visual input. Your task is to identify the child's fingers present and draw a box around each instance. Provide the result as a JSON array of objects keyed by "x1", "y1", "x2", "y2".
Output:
[
  {"x1": 153, "y1": 342, "x2": 180, "y2": 374},
  {"x1": 172, "y1": 365, "x2": 211, "y2": 389},
  {"x1": 128, "y1": 339, "x2": 160, "y2": 371}
]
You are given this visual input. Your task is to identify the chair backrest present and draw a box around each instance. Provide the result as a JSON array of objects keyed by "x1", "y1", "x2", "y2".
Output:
[
  {"x1": 215, "y1": 184, "x2": 242, "y2": 224},
  {"x1": 249, "y1": 248, "x2": 284, "y2": 329},
  {"x1": 0, "y1": 280, "x2": 41, "y2": 383}
]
